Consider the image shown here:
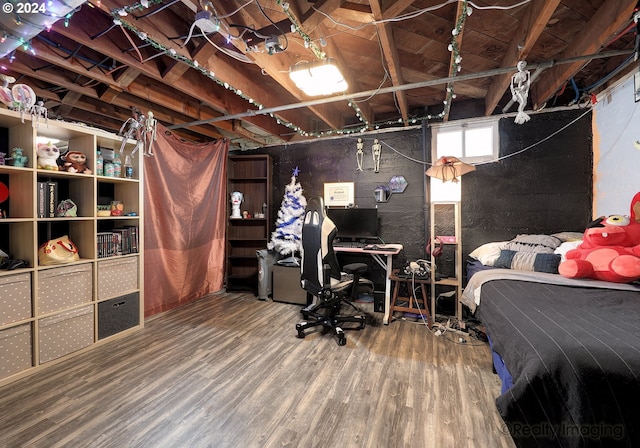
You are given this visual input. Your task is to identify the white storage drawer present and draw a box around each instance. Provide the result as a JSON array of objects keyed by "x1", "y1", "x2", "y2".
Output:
[
  {"x1": 98, "y1": 257, "x2": 138, "y2": 300},
  {"x1": 38, "y1": 305, "x2": 94, "y2": 364},
  {"x1": 0, "y1": 273, "x2": 32, "y2": 326},
  {"x1": 38, "y1": 264, "x2": 93, "y2": 314},
  {"x1": 0, "y1": 323, "x2": 33, "y2": 380}
]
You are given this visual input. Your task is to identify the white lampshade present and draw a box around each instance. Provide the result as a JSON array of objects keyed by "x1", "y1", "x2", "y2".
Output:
[
  {"x1": 290, "y1": 59, "x2": 348, "y2": 96},
  {"x1": 430, "y1": 176, "x2": 461, "y2": 202}
]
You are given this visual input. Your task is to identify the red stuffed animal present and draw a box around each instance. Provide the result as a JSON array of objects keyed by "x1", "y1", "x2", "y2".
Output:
[{"x1": 559, "y1": 192, "x2": 640, "y2": 283}]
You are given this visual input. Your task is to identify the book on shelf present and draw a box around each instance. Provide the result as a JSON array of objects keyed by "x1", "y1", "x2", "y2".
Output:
[
  {"x1": 37, "y1": 181, "x2": 58, "y2": 218},
  {"x1": 96, "y1": 225, "x2": 139, "y2": 258},
  {"x1": 37, "y1": 182, "x2": 46, "y2": 218}
]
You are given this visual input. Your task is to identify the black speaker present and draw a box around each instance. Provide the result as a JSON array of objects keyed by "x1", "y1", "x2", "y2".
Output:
[{"x1": 98, "y1": 292, "x2": 140, "y2": 340}]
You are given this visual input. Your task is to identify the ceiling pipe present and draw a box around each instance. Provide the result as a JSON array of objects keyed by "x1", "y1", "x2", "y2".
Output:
[
  {"x1": 0, "y1": 0, "x2": 87, "y2": 58},
  {"x1": 168, "y1": 48, "x2": 633, "y2": 131}
]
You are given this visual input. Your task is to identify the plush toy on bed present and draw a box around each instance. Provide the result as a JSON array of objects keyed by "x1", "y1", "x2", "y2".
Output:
[{"x1": 558, "y1": 192, "x2": 640, "y2": 283}]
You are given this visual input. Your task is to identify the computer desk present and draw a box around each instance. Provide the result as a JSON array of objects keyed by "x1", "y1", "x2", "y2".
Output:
[{"x1": 333, "y1": 243, "x2": 403, "y2": 325}]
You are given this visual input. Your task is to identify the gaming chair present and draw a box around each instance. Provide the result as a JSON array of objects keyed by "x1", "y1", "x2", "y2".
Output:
[{"x1": 295, "y1": 197, "x2": 373, "y2": 345}]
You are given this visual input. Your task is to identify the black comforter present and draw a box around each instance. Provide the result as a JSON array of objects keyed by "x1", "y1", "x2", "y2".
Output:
[{"x1": 475, "y1": 279, "x2": 640, "y2": 448}]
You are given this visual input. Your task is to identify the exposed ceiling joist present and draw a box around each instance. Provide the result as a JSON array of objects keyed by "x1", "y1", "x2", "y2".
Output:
[
  {"x1": 369, "y1": 0, "x2": 409, "y2": 124},
  {"x1": 483, "y1": 0, "x2": 561, "y2": 116},
  {"x1": 532, "y1": 0, "x2": 637, "y2": 108}
]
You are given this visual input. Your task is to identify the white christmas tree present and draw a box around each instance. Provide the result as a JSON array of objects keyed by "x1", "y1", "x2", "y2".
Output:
[{"x1": 268, "y1": 167, "x2": 307, "y2": 259}]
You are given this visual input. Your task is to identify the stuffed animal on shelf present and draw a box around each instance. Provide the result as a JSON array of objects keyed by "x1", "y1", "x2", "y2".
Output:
[
  {"x1": 60, "y1": 151, "x2": 91, "y2": 174},
  {"x1": 36, "y1": 142, "x2": 60, "y2": 170},
  {"x1": 559, "y1": 192, "x2": 640, "y2": 283}
]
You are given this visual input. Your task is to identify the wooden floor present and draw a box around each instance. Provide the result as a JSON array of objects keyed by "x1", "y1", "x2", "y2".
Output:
[{"x1": 0, "y1": 292, "x2": 516, "y2": 448}]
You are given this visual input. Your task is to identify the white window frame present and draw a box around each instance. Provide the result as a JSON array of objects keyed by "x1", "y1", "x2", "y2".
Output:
[{"x1": 431, "y1": 117, "x2": 499, "y2": 163}]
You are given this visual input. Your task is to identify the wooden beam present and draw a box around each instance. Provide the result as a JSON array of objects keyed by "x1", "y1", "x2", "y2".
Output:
[
  {"x1": 382, "y1": 0, "x2": 416, "y2": 20},
  {"x1": 370, "y1": 0, "x2": 409, "y2": 124},
  {"x1": 484, "y1": 0, "x2": 561, "y2": 115},
  {"x1": 300, "y1": 0, "x2": 346, "y2": 31},
  {"x1": 317, "y1": 23, "x2": 374, "y2": 126},
  {"x1": 114, "y1": 67, "x2": 141, "y2": 87},
  {"x1": 7, "y1": 55, "x2": 226, "y2": 140},
  {"x1": 214, "y1": 1, "x2": 348, "y2": 131},
  {"x1": 83, "y1": 1, "x2": 293, "y2": 141},
  {"x1": 162, "y1": 40, "x2": 216, "y2": 85},
  {"x1": 51, "y1": 13, "x2": 290, "y2": 143},
  {"x1": 99, "y1": 86, "x2": 123, "y2": 103},
  {"x1": 56, "y1": 91, "x2": 83, "y2": 117},
  {"x1": 332, "y1": 2, "x2": 373, "y2": 23},
  {"x1": 443, "y1": 0, "x2": 468, "y2": 121},
  {"x1": 531, "y1": 0, "x2": 637, "y2": 108}
]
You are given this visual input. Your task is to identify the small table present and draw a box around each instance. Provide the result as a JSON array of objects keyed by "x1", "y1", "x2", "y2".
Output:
[
  {"x1": 389, "y1": 269, "x2": 432, "y2": 328},
  {"x1": 333, "y1": 243, "x2": 403, "y2": 324}
]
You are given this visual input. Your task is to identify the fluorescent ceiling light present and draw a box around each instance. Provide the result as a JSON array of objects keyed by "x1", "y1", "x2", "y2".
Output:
[{"x1": 289, "y1": 59, "x2": 348, "y2": 96}]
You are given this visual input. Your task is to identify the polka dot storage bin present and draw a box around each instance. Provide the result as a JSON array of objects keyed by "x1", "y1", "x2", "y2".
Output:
[
  {"x1": 38, "y1": 305, "x2": 94, "y2": 364},
  {"x1": 37, "y1": 263, "x2": 93, "y2": 315},
  {"x1": 0, "y1": 273, "x2": 32, "y2": 326},
  {"x1": 0, "y1": 323, "x2": 33, "y2": 380},
  {"x1": 97, "y1": 257, "x2": 138, "y2": 300}
]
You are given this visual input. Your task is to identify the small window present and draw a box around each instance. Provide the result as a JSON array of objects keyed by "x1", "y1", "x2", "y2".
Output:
[{"x1": 432, "y1": 119, "x2": 498, "y2": 163}]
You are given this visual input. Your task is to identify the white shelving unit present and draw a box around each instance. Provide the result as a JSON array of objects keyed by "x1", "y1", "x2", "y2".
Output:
[{"x1": 0, "y1": 108, "x2": 144, "y2": 386}]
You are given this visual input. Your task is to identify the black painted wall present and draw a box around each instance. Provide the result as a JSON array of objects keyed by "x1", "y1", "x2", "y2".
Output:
[{"x1": 233, "y1": 108, "x2": 593, "y2": 286}]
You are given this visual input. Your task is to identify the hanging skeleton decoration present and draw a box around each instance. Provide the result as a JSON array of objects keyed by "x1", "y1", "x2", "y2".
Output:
[
  {"x1": 118, "y1": 108, "x2": 144, "y2": 154},
  {"x1": 372, "y1": 139, "x2": 381, "y2": 173},
  {"x1": 118, "y1": 108, "x2": 156, "y2": 156},
  {"x1": 356, "y1": 138, "x2": 364, "y2": 171},
  {"x1": 511, "y1": 61, "x2": 531, "y2": 124},
  {"x1": 142, "y1": 111, "x2": 157, "y2": 156}
]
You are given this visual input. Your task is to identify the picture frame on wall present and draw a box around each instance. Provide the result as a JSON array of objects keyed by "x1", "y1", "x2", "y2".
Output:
[
  {"x1": 324, "y1": 182, "x2": 355, "y2": 207},
  {"x1": 635, "y1": 72, "x2": 640, "y2": 102}
]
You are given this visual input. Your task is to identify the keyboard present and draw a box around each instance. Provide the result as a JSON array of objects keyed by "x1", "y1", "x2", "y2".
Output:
[{"x1": 333, "y1": 241, "x2": 366, "y2": 248}]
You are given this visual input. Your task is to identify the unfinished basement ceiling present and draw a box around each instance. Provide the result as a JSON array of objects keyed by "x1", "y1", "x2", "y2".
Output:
[{"x1": 0, "y1": 0, "x2": 637, "y2": 149}]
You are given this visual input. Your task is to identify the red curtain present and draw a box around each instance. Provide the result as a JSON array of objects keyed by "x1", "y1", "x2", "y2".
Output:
[{"x1": 143, "y1": 125, "x2": 228, "y2": 316}]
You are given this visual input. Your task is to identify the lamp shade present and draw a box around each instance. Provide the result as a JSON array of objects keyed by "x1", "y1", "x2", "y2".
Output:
[
  {"x1": 290, "y1": 59, "x2": 348, "y2": 96},
  {"x1": 425, "y1": 156, "x2": 475, "y2": 182}
]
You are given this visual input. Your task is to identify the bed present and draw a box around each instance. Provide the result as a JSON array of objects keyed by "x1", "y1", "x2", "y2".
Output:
[{"x1": 462, "y1": 259, "x2": 640, "y2": 448}]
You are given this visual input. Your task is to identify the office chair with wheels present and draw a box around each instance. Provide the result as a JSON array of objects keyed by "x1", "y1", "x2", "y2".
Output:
[{"x1": 295, "y1": 197, "x2": 373, "y2": 345}]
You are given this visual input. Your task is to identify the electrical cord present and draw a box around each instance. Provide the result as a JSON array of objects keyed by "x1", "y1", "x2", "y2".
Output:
[{"x1": 254, "y1": 0, "x2": 288, "y2": 52}]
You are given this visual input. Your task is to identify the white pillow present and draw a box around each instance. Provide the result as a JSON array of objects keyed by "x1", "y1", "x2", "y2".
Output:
[
  {"x1": 469, "y1": 241, "x2": 508, "y2": 266},
  {"x1": 554, "y1": 240, "x2": 582, "y2": 262}
]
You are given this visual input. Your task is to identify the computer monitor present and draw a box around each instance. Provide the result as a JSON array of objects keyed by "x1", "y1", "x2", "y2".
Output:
[{"x1": 326, "y1": 207, "x2": 379, "y2": 240}]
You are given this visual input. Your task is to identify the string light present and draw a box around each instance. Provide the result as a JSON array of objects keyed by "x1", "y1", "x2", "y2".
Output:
[{"x1": 442, "y1": 0, "x2": 472, "y2": 118}]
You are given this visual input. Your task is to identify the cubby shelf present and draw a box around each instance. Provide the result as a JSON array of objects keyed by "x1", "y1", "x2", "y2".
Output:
[
  {"x1": 0, "y1": 108, "x2": 144, "y2": 386},
  {"x1": 226, "y1": 155, "x2": 271, "y2": 293}
]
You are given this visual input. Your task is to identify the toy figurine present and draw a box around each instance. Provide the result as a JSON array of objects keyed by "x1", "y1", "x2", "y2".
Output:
[
  {"x1": 30, "y1": 100, "x2": 48, "y2": 128},
  {"x1": 10, "y1": 148, "x2": 27, "y2": 167},
  {"x1": 0, "y1": 152, "x2": 6, "y2": 165},
  {"x1": 118, "y1": 107, "x2": 146, "y2": 154},
  {"x1": 37, "y1": 142, "x2": 60, "y2": 170},
  {"x1": 60, "y1": 151, "x2": 91, "y2": 174},
  {"x1": 231, "y1": 191, "x2": 243, "y2": 218}
]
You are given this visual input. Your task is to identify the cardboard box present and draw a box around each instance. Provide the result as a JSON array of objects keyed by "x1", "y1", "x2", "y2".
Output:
[
  {"x1": 38, "y1": 264, "x2": 93, "y2": 314},
  {"x1": 0, "y1": 273, "x2": 31, "y2": 326},
  {"x1": 97, "y1": 257, "x2": 138, "y2": 300},
  {"x1": 0, "y1": 323, "x2": 32, "y2": 380},
  {"x1": 272, "y1": 264, "x2": 308, "y2": 305},
  {"x1": 38, "y1": 305, "x2": 94, "y2": 364}
]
